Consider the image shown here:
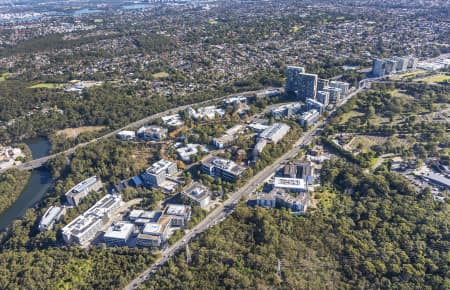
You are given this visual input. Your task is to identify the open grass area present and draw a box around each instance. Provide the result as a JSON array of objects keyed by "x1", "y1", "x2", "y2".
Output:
[
  {"x1": 393, "y1": 69, "x2": 427, "y2": 79},
  {"x1": 336, "y1": 110, "x2": 364, "y2": 124},
  {"x1": 347, "y1": 135, "x2": 380, "y2": 153},
  {"x1": 291, "y1": 25, "x2": 304, "y2": 32},
  {"x1": 28, "y1": 83, "x2": 65, "y2": 89},
  {"x1": 0, "y1": 72, "x2": 11, "y2": 81},
  {"x1": 56, "y1": 126, "x2": 106, "y2": 139},
  {"x1": 208, "y1": 20, "x2": 218, "y2": 25},
  {"x1": 152, "y1": 72, "x2": 170, "y2": 79},
  {"x1": 312, "y1": 189, "x2": 336, "y2": 210},
  {"x1": 419, "y1": 74, "x2": 450, "y2": 84}
]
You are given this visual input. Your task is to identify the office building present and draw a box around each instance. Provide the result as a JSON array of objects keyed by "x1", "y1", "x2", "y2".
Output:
[
  {"x1": 103, "y1": 222, "x2": 135, "y2": 247},
  {"x1": 128, "y1": 209, "x2": 161, "y2": 223},
  {"x1": 253, "y1": 139, "x2": 267, "y2": 159},
  {"x1": 187, "y1": 106, "x2": 225, "y2": 120},
  {"x1": 273, "y1": 177, "x2": 308, "y2": 192},
  {"x1": 258, "y1": 122, "x2": 291, "y2": 143},
  {"x1": 181, "y1": 182, "x2": 211, "y2": 209},
  {"x1": 329, "y1": 81, "x2": 350, "y2": 96},
  {"x1": 141, "y1": 159, "x2": 177, "y2": 187},
  {"x1": 116, "y1": 131, "x2": 136, "y2": 141},
  {"x1": 247, "y1": 120, "x2": 270, "y2": 133},
  {"x1": 137, "y1": 125, "x2": 168, "y2": 141},
  {"x1": 306, "y1": 98, "x2": 325, "y2": 114},
  {"x1": 62, "y1": 194, "x2": 122, "y2": 245},
  {"x1": 317, "y1": 78, "x2": 329, "y2": 91},
  {"x1": 372, "y1": 56, "x2": 418, "y2": 77},
  {"x1": 299, "y1": 110, "x2": 320, "y2": 128},
  {"x1": 212, "y1": 125, "x2": 243, "y2": 149},
  {"x1": 299, "y1": 161, "x2": 315, "y2": 185},
  {"x1": 176, "y1": 144, "x2": 200, "y2": 162},
  {"x1": 393, "y1": 56, "x2": 409, "y2": 72},
  {"x1": 283, "y1": 162, "x2": 298, "y2": 179},
  {"x1": 201, "y1": 156, "x2": 245, "y2": 182},
  {"x1": 372, "y1": 58, "x2": 385, "y2": 77},
  {"x1": 136, "y1": 219, "x2": 171, "y2": 248},
  {"x1": 256, "y1": 188, "x2": 310, "y2": 213},
  {"x1": 316, "y1": 91, "x2": 330, "y2": 106},
  {"x1": 39, "y1": 206, "x2": 66, "y2": 232},
  {"x1": 285, "y1": 66, "x2": 318, "y2": 100},
  {"x1": 271, "y1": 103, "x2": 302, "y2": 118},
  {"x1": 323, "y1": 87, "x2": 342, "y2": 104},
  {"x1": 161, "y1": 114, "x2": 184, "y2": 127},
  {"x1": 285, "y1": 66, "x2": 305, "y2": 94},
  {"x1": 65, "y1": 176, "x2": 103, "y2": 206},
  {"x1": 408, "y1": 57, "x2": 418, "y2": 70},
  {"x1": 163, "y1": 204, "x2": 191, "y2": 227}
]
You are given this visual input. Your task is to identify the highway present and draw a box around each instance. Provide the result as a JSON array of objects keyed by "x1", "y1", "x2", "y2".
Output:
[
  {"x1": 124, "y1": 79, "x2": 370, "y2": 290},
  {"x1": 1, "y1": 88, "x2": 279, "y2": 173}
]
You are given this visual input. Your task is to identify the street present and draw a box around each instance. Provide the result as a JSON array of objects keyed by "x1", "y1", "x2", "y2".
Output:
[{"x1": 123, "y1": 80, "x2": 370, "y2": 290}]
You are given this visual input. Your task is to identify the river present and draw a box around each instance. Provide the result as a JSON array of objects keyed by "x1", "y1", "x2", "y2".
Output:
[{"x1": 0, "y1": 137, "x2": 53, "y2": 231}]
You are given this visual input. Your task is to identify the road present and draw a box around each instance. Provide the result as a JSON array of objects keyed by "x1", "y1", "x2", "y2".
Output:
[
  {"x1": 124, "y1": 79, "x2": 370, "y2": 290},
  {"x1": 1, "y1": 88, "x2": 279, "y2": 173}
]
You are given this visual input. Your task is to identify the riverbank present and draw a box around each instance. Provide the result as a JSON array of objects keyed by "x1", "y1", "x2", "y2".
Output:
[
  {"x1": 0, "y1": 169, "x2": 30, "y2": 217},
  {"x1": 0, "y1": 137, "x2": 52, "y2": 231}
]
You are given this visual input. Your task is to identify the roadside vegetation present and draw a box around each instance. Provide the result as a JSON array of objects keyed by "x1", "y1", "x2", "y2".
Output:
[{"x1": 141, "y1": 159, "x2": 449, "y2": 289}]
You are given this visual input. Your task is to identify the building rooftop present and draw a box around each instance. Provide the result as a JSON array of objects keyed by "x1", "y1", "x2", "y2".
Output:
[
  {"x1": 165, "y1": 204, "x2": 190, "y2": 216},
  {"x1": 39, "y1": 206, "x2": 65, "y2": 228},
  {"x1": 146, "y1": 159, "x2": 175, "y2": 175},
  {"x1": 202, "y1": 156, "x2": 245, "y2": 175},
  {"x1": 66, "y1": 176, "x2": 99, "y2": 197},
  {"x1": 142, "y1": 222, "x2": 163, "y2": 235},
  {"x1": 259, "y1": 123, "x2": 291, "y2": 141},
  {"x1": 274, "y1": 177, "x2": 307, "y2": 190},
  {"x1": 104, "y1": 222, "x2": 134, "y2": 240},
  {"x1": 183, "y1": 182, "x2": 211, "y2": 202}
]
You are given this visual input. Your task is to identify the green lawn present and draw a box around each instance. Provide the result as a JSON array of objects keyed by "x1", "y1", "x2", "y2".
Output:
[
  {"x1": 208, "y1": 20, "x2": 218, "y2": 25},
  {"x1": 28, "y1": 83, "x2": 65, "y2": 89},
  {"x1": 152, "y1": 72, "x2": 170, "y2": 79},
  {"x1": 393, "y1": 69, "x2": 426, "y2": 79},
  {"x1": 419, "y1": 74, "x2": 450, "y2": 84},
  {"x1": 0, "y1": 72, "x2": 11, "y2": 81},
  {"x1": 291, "y1": 25, "x2": 304, "y2": 32},
  {"x1": 337, "y1": 110, "x2": 364, "y2": 124}
]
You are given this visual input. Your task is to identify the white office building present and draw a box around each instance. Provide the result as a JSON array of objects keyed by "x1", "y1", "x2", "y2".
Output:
[
  {"x1": 137, "y1": 125, "x2": 168, "y2": 141},
  {"x1": 182, "y1": 182, "x2": 212, "y2": 209},
  {"x1": 116, "y1": 131, "x2": 136, "y2": 141},
  {"x1": 103, "y1": 222, "x2": 135, "y2": 247},
  {"x1": 65, "y1": 176, "x2": 103, "y2": 206},
  {"x1": 299, "y1": 110, "x2": 320, "y2": 128},
  {"x1": 258, "y1": 123, "x2": 290, "y2": 144},
  {"x1": 161, "y1": 114, "x2": 184, "y2": 127},
  {"x1": 141, "y1": 159, "x2": 177, "y2": 187},
  {"x1": 62, "y1": 194, "x2": 122, "y2": 245},
  {"x1": 274, "y1": 177, "x2": 308, "y2": 192},
  {"x1": 39, "y1": 206, "x2": 66, "y2": 232}
]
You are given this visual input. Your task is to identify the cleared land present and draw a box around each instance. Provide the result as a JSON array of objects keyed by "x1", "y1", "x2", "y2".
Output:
[
  {"x1": 152, "y1": 72, "x2": 170, "y2": 79},
  {"x1": 28, "y1": 83, "x2": 66, "y2": 89},
  {"x1": 392, "y1": 69, "x2": 427, "y2": 80},
  {"x1": 419, "y1": 74, "x2": 450, "y2": 84},
  {"x1": 56, "y1": 126, "x2": 106, "y2": 139},
  {"x1": 0, "y1": 72, "x2": 11, "y2": 81}
]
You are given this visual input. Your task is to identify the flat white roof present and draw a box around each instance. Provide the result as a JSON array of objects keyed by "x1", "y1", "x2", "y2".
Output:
[
  {"x1": 274, "y1": 177, "x2": 307, "y2": 190},
  {"x1": 104, "y1": 222, "x2": 134, "y2": 240},
  {"x1": 166, "y1": 204, "x2": 189, "y2": 216},
  {"x1": 142, "y1": 222, "x2": 162, "y2": 235},
  {"x1": 40, "y1": 206, "x2": 64, "y2": 227}
]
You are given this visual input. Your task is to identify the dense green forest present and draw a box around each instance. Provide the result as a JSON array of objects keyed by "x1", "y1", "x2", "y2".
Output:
[
  {"x1": 142, "y1": 159, "x2": 449, "y2": 289},
  {"x1": 0, "y1": 169, "x2": 30, "y2": 215}
]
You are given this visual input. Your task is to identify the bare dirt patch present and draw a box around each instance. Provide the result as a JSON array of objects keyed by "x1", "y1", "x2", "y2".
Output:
[{"x1": 56, "y1": 126, "x2": 106, "y2": 139}]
